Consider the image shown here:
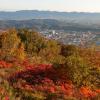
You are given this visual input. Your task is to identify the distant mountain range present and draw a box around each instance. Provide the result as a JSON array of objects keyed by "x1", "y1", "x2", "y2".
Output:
[
  {"x1": 0, "y1": 10, "x2": 100, "y2": 31},
  {"x1": 0, "y1": 10, "x2": 100, "y2": 21}
]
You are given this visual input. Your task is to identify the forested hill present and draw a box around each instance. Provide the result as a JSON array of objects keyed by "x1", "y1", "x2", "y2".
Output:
[
  {"x1": 0, "y1": 19, "x2": 100, "y2": 32},
  {"x1": 1, "y1": 10, "x2": 100, "y2": 31}
]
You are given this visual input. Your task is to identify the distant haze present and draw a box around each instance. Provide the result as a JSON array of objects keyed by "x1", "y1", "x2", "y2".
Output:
[
  {"x1": 0, "y1": 10, "x2": 100, "y2": 32},
  {"x1": 0, "y1": 10, "x2": 100, "y2": 21},
  {"x1": 0, "y1": 0, "x2": 100, "y2": 12}
]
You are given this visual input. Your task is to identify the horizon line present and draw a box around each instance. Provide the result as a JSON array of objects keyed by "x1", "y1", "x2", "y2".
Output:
[{"x1": 0, "y1": 9, "x2": 100, "y2": 13}]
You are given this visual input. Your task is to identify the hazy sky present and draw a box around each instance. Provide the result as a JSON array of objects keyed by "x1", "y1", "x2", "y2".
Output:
[{"x1": 0, "y1": 0, "x2": 100, "y2": 12}]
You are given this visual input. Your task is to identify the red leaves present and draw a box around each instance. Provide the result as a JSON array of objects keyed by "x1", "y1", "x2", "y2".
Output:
[
  {"x1": 0, "y1": 60, "x2": 12, "y2": 68},
  {"x1": 61, "y1": 83, "x2": 74, "y2": 96},
  {"x1": 4, "y1": 96, "x2": 9, "y2": 100},
  {"x1": 22, "y1": 59, "x2": 52, "y2": 70},
  {"x1": 95, "y1": 89, "x2": 100, "y2": 94},
  {"x1": 49, "y1": 86, "x2": 55, "y2": 93},
  {"x1": 41, "y1": 78, "x2": 53, "y2": 84},
  {"x1": 8, "y1": 63, "x2": 75, "y2": 97},
  {"x1": 3, "y1": 59, "x2": 99, "y2": 99},
  {"x1": 79, "y1": 87, "x2": 97, "y2": 98}
]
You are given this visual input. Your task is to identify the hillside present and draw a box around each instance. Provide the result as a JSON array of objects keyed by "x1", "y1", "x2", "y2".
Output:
[
  {"x1": 1, "y1": 19, "x2": 100, "y2": 32},
  {"x1": 1, "y1": 10, "x2": 100, "y2": 31},
  {"x1": 0, "y1": 29, "x2": 100, "y2": 100}
]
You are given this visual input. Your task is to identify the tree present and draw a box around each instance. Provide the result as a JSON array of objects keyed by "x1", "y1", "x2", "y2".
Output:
[
  {"x1": 0, "y1": 29, "x2": 25, "y2": 61},
  {"x1": 39, "y1": 40, "x2": 61, "y2": 62},
  {"x1": 18, "y1": 29, "x2": 46, "y2": 56},
  {"x1": 15, "y1": 43, "x2": 26, "y2": 61},
  {"x1": 65, "y1": 56, "x2": 91, "y2": 87},
  {"x1": 61, "y1": 45, "x2": 78, "y2": 57}
]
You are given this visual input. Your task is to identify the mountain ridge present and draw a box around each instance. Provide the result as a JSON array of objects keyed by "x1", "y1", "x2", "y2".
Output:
[{"x1": 0, "y1": 10, "x2": 100, "y2": 20}]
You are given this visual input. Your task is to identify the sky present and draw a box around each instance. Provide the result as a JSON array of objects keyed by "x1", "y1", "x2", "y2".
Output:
[{"x1": 0, "y1": 0, "x2": 100, "y2": 12}]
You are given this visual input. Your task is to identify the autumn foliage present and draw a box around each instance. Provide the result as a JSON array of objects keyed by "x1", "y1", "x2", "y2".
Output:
[
  {"x1": 0, "y1": 60, "x2": 12, "y2": 68},
  {"x1": 0, "y1": 29, "x2": 100, "y2": 100}
]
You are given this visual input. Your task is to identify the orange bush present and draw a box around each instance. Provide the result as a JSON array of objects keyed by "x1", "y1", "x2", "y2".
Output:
[{"x1": 80, "y1": 86, "x2": 97, "y2": 98}]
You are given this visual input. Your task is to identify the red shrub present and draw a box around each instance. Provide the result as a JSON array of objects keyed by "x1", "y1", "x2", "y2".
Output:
[
  {"x1": 0, "y1": 60, "x2": 12, "y2": 68},
  {"x1": 95, "y1": 89, "x2": 100, "y2": 94},
  {"x1": 80, "y1": 87, "x2": 97, "y2": 98}
]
